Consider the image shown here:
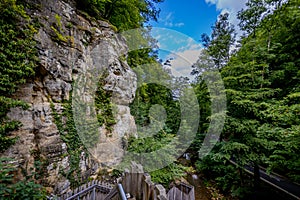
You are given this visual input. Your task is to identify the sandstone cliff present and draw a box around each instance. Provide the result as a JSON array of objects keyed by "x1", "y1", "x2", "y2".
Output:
[{"x1": 2, "y1": 0, "x2": 137, "y2": 194}]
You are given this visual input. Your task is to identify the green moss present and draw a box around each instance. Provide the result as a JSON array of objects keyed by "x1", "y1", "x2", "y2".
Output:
[
  {"x1": 51, "y1": 14, "x2": 75, "y2": 47},
  {"x1": 109, "y1": 24, "x2": 118, "y2": 32},
  {"x1": 50, "y1": 98, "x2": 87, "y2": 188},
  {"x1": 91, "y1": 27, "x2": 97, "y2": 33},
  {"x1": 119, "y1": 55, "x2": 127, "y2": 62},
  {"x1": 95, "y1": 74, "x2": 117, "y2": 135},
  {"x1": 66, "y1": 22, "x2": 73, "y2": 29},
  {"x1": 54, "y1": 14, "x2": 62, "y2": 30},
  {"x1": 51, "y1": 26, "x2": 68, "y2": 43}
]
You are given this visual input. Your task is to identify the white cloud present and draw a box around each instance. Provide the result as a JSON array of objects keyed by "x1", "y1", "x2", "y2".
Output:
[
  {"x1": 205, "y1": 0, "x2": 246, "y2": 12},
  {"x1": 159, "y1": 12, "x2": 185, "y2": 28},
  {"x1": 164, "y1": 22, "x2": 185, "y2": 27},
  {"x1": 205, "y1": 0, "x2": 248, "y2": 35},
  {"x1": 165, "y1": 12, "x2": 173, "y2": 21},
  {"x1": 166, "y1": 44, "x2": 202, "y2": 79},
  {"x1": 151, "y1": 27, "x2": 202, "y2": 80},
  {"x1": 174, "y1": 22, "x2": 185, "y2": 27}
]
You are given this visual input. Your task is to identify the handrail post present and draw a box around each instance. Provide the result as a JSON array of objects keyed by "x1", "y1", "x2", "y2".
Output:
[
  {"x1": 117, "y1": 183, "x2": 127, "y2": 200},
  {"x1": 92, "y1": 187, "x2": 96, "y2": 200}
]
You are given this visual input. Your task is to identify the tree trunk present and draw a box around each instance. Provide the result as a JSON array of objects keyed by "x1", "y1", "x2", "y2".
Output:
[
  {"x1": 239, "y1": 167, "x2": 244, "y2": 186},
  {"x1": 254, "y1": 163, "x2": 260, "y2": 189},
  {"x1": 261, "y1": 31, "x2": 271, "y2": 88}
]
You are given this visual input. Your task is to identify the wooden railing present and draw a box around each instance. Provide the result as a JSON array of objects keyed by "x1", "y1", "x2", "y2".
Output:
[
  {"x1": 50, "y1": 162, "x2": 195, "y2": 200},
  {"x1": 56, "y1": 180, "x2": 113, "y2": 200},
  {"x1": 104, "y1": 184, "x2": 127, "y2": 200},
  {"x1": 167, "y1": 183, "x2": 195, "y2": 200},
  {"x1": 120, "y1": 162, "x2": 195, "y2": 200}
]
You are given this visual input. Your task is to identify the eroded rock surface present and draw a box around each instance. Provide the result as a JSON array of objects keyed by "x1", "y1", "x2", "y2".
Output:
[{"x1": 1, "y1": 0, "x2": 137, "y2": 194}]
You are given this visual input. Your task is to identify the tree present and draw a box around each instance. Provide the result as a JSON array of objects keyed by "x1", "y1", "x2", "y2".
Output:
[
  {"x1": 201, "y1": 12, "x2": 236, "y2": 69},
  {"x1": 237, "y1": 0, "x2": 267, "y2": 37},
  {"x1": 191, "y1": 13, "x2": 234, "y2": 163},
  {"x1": 220, "y1": 0, "x2": 300, "y2": 189},
  {"x1": 195, "y1": 0, "x2": 300, "y2": 197},
  {"x1": 76, "y1": 0, "x2": 164, "y2": 31}
]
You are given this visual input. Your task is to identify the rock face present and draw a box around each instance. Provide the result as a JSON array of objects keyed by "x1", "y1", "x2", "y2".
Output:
[{"x1": 1, "y1": 0, "x2": 137, "y2": 194}]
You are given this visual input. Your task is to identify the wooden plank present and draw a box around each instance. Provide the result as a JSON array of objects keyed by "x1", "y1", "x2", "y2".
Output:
[
  {"x1": 142, "y1": 174, "x2": 152, "y2": 200},
  {"x1": 167, "y1": 184, "x2": 195, "y2": 200},
  {"x1": 155, "y1": 184, "x2": 167, "y2": 200},
  {"x1": 123, "y1": 169, "x2": 130, "y2": 195}
]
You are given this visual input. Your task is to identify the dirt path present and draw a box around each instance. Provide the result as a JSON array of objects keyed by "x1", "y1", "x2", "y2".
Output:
[{"x1": 186, "y1": 174, "x2": 211, "y2": 200}]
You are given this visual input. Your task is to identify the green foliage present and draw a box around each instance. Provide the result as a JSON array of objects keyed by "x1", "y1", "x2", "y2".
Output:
[
  {"x1": 0, "y1": 0, "x2": 37, "y2": 95},
  {"x1": 221, "y1": 0, "x2": 300, "y2": 184},
  {"x1": 75, "y1": 0, "x2": 163, "y2": 31},
  {"x1": 95, "y1": 74, "x2": 116, "y2": 134},
  {"x1": 128, "y1": 81, "x2": 194, "y2": 174},
  {"x1": 54, "y1": 14, "x2": 62, "y2": 29},
  {"x1": 201, "y1": 12, "x2": 236, "y2": 69},
  {"x1": 150, "y1": 163, "x2": 187, "y2": 188},
  {"x1": 195, "y1": 143, "x2": 255, "y2": 198},
  {"x1": 51, "y1": 26, "x2": 68, "y2": 43},
  {"x1": 237, "y1": 0, "x2": 267, "y2": 37},
  {"x1": 50, "y1": 14, "x2": 75, "y2": 45},
  {"x1": 0, "y1": 158, "x2": 46, "y2": 199},
  {"x1": 127, "y1": 133, "x2": 175, "y2": 154},
  {"x1": 29, "y1": 149, "x2": 49, "y2": 183},
  {"x1": 50, "y1": 100, "x2": 86, "y2": 188},
  {"x1": 124, "y1": 135, "x2": 186, "y2": 187},
  {"x1": 193, "y1": 0, "x2": 300, "y2": 196},
  {"x1": 124, "y1": 50, "x2": 191, "y2": 186},
  {"x1": 130, "y1": 83, "x2": 180, "y2": 134},
  {"x1": 196, "y1": 153, "x2": 240, "y2": 193},
  {"x1": 0, "y1": 1, "x2": 44, "y2": 197},
  {"x1": 0, "y1": 0, "x2": 38, "y2": 152}
]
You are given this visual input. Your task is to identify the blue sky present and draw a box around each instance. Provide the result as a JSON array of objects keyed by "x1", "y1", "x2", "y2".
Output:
[
  {"x1": 150, "y1": 0, "x2": 220, "y2": 42},
  {"x1": 148, "y1": 0, "x2": 247, "y2": 78}
]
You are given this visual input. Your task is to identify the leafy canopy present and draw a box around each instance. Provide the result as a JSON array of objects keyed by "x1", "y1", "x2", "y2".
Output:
[
  {"x1": 193, "y1": 0, "x2": 300, "y2": 197},
  {"x1": 76, "y1": 0, "x2": 164, "y2": 31}
]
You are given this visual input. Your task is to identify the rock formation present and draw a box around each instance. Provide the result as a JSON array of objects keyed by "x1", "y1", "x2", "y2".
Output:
[{"x1": 2, "y1": 0, "x2": 137, "y2": 194}]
